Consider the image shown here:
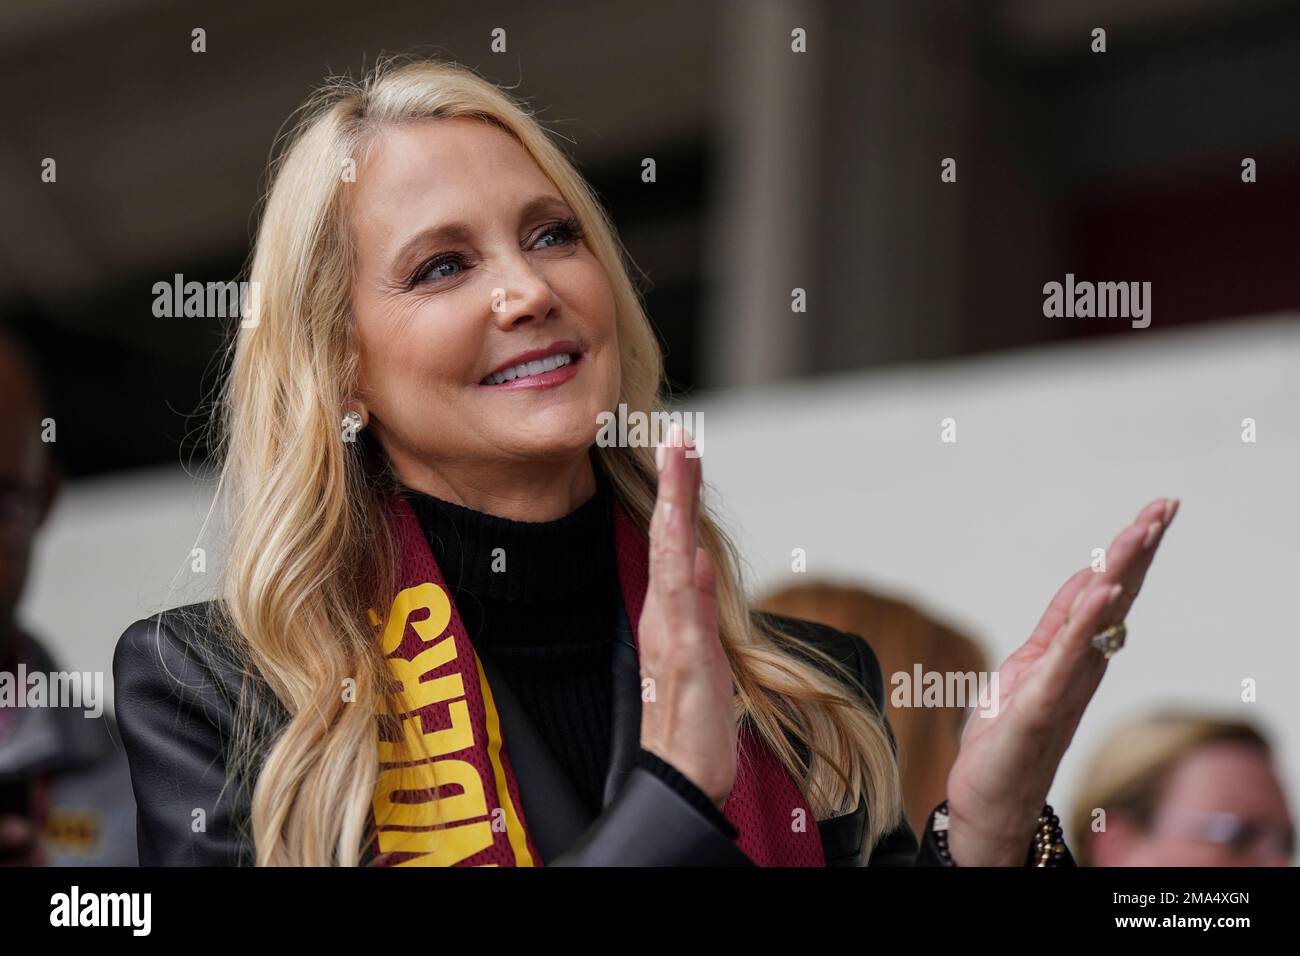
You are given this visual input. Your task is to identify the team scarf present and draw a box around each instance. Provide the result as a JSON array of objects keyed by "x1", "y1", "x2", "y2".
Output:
[{"x1": 364, "y1": 487, "x2": 825, "y2": 866}]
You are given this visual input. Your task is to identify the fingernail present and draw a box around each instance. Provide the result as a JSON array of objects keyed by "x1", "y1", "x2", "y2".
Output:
[
  {"x1": 1163, "y1": 498, "x2": 1179, "y2": 524},
  {"x1": 655, "y1": 440, "x2": 667, "y2": 473},
  {"x1": 1107, "y1": 583, "x2": 1123, "y2": 606},
  {"x1": 1143, "y1": 521, "x2": 1163, "y2": 549}
]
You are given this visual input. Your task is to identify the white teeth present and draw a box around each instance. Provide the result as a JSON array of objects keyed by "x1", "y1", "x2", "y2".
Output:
[{"x1": 482, "y1": 352, "x2": 574, "y2": 386}]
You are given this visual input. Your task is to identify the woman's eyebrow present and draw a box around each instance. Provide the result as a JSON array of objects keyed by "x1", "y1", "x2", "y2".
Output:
[
  {"x1": 518, "y1": 194, "x2": 572, "y2": 220},
  {"x1": 389, "y1": 195, "x2": 573, "y2": 273},
  {"x1": 391, "y1": 221, "x2": 473, "y2": 274}
]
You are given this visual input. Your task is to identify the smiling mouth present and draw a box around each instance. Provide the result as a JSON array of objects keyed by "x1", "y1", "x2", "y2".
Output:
[{"x1": 480, "y1": 352, "x2": 579, "y2": 386}]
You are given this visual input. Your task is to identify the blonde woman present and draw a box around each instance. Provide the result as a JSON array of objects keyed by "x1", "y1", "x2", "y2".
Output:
[
  {"x1": 1070, "y1": 712, "x2": 1293, "y2": 866},
  {"x1": 112, "y1": 55, "x2": 1178, "y2": 867}
]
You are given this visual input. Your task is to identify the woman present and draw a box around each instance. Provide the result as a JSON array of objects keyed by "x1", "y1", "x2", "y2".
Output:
[
  {"x1": 113, "y1": 55, "x2": 1178, "y2": 867},
  {"x1": 1070, "y1": 712, "x2": 1293, "y2": 866}
]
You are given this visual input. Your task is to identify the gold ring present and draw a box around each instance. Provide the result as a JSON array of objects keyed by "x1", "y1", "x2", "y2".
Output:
[{"x1": 1089, "y1": 622, "x2": 1127, "y2": 659}]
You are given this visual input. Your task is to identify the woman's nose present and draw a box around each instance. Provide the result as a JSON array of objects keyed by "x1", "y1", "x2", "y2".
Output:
[{"x1": 491, "y1": 258, "x2": 557, "y2": 327}]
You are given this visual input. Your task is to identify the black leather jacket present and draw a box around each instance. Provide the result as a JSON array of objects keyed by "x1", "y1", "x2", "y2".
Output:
[{"x1": 111, "y1": 602, "x2": 1038, "y2": 866}]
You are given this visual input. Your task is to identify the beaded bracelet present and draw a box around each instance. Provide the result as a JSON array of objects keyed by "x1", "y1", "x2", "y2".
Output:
[{"x1": 931, "y1": 800, "x2": 1067, "y2": 866}]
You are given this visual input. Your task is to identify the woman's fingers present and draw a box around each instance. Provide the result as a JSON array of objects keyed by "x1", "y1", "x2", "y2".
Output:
[
  {"x1": 694, "y1": 542, "x2": 716, "y2": 599},
  {"x1": 1050, "y1": 575, "x2": 1123, "y2": 682},
  {"x1": 1028, "y1": 498, "x2": 1177, "y2": 652},
  {"x1": 1069, "y1": 496, "x2": 1179, "y2": 624},
  {"x1": 1018, "y1": 578, "x2": 1120, "y2": 725},
  {"x1": 639, "y1": 427, "x2": 736, "y2": 804},
  {"x1": 1046, "y1": 498, "x2": 1179, "y2": 680},
  {"x1": 1027, "y1": 566, "x2": 1096, "y2": 652},
  {"x1": 1115, "y1": 497, "x2": 1179, "y2": 610},
  {"x1": 649, "y1": 423, "x2": 702, "y2": 606},
  {"x1": 1017, "y1": 497, "x2": 1178, "y2": 708}
]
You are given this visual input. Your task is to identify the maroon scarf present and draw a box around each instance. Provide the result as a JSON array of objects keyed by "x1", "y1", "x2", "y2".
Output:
[{"x1": 366, "y1": 488, "x2": 824, "y2": 866}]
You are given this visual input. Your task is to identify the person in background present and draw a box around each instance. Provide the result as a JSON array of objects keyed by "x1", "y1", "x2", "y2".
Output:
[
  {"x1": 1070, "y1": 711, "x2": 1294, "y2": 866},
  {"x1": 757, "y1": 581, "x2": 988, "y2": 831},
  {"x1": 0, "y1": 325, "x2": 137, "y2": 865}
]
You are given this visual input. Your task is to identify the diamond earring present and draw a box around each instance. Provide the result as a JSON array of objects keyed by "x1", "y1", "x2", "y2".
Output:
[{"x1": 341, "y1": 409, "x2": 364, "y2": 443}]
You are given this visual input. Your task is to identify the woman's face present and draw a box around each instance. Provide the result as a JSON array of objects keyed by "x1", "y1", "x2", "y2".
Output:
[
  {"x1": 1095, "y1": 742, "x2": 1294, "y2": 866},
  {"x1": 347, "y1": 116, "x2": 620, "y2": 493}
]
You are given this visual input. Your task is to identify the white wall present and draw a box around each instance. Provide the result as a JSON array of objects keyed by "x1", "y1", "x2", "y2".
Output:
[
  {"x1": 21, "y1": 466, "x2": 219, "y2": 696},
  {"x1": 20, "y1": 312, "x2": 1299, "y2": 822},
  {"x1": 691, "y1": 312, "x2": 1300, "y2": 818}
]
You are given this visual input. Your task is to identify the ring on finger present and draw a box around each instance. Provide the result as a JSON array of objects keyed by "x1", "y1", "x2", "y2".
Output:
[{"x1": 1089, "y1": 622, "x2": 1127, "y2": 659}]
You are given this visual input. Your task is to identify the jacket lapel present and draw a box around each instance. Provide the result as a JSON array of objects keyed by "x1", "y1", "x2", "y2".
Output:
[
  {"x1": 475, "y1": 651, "x2": 593, "y2": 861},
  {"x1": 473, "y1": 591, "x2": 643, "y2": 862},
  {"x1": 478, "y1": 594, "x2": 858, "y2": 865},
  {"x1": 603, "y1": 595, "x2": 641, "y2": 808}
]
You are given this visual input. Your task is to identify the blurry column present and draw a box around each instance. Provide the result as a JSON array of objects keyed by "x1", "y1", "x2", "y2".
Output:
[
  {"x1": 702, "y1": 0, "x2": 824, "y2": 388},
  {"x1": 703, "y1": 0, "x2": 977, "y2": 386}
]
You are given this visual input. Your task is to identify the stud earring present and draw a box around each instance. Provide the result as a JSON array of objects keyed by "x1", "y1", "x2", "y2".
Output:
[{"x1": 341, "y1": 409, "x2": 364, "y2": 443}]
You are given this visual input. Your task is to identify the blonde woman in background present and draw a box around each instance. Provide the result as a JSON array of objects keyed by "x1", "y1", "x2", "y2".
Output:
[{"x1": 1071, "y1": 712, "x2": 1294, "y2": 866}]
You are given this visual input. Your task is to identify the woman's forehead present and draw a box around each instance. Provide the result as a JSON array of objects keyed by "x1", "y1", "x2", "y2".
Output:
[
  {"x1": 356, "y1": 118, "x2": 543, "y2": 200},
  {"x1": 349, "y1": 119, "x2": 555, "y2": 255}
]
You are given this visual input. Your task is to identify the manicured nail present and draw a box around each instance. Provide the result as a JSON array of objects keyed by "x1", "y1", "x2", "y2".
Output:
[
  {"x1": 1107, "y1": 583, "x2": 1123, "y2": 606},
  {"x1": 1163, "y1": 498, "x2": 1180, "y2": 524},
  {"x1": 656, "y1": 440, "x2": 667, "y2": 473},
  {"x1": 1143, "y1": 521, "x2": 1163, "y2": 549}
]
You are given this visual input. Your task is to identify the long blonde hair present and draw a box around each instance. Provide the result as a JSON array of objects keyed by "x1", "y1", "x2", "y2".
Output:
[
  {"x1": 757, "y1": 580, "x2": 986, "y2": 832},
  {"x1": 205, "y1": 53, "x2": 902, "y2": 865}
]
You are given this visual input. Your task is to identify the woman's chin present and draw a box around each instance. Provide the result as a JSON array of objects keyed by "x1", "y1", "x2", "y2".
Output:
[
  {"x1": 492, "y1": 424, "x2": 600, "y2": 463},
  {"x1": 487, "y1": 406, "x2": 603, "y2": 452}
]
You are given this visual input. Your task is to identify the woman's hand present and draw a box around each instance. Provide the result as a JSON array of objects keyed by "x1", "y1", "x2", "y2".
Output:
[
  {"x1": 637, "y1": 423, "x2": 737, "y2": 810},
  {"x1": 945, "y1": 497, "x2": 1180, "y2": 865}
]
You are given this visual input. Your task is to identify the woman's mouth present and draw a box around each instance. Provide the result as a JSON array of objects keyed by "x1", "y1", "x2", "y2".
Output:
[{"x1": 479, "y1": 352, "x2": 582, "y2": 390}]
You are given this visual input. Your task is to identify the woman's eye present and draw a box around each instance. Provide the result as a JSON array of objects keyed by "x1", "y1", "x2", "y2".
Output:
[
  {"x1": 534, "y1": 218, "x2": 583, "y2": 249},
  {"x1": 406, "y1": 219, "x2": 580, "y2": 288},
  {"x1": 410, "y1": 254, "x2": 466, "y2": 286}
]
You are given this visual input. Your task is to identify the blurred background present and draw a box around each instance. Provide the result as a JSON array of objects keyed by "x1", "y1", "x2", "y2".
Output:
[{"x1": 3, "y1": 0, "x2": 1297, "y2": 859}]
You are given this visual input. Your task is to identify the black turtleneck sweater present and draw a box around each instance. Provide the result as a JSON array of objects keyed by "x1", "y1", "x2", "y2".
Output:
[{"x1": 401, "y1": 467, "x2": 737, "y2": 841}]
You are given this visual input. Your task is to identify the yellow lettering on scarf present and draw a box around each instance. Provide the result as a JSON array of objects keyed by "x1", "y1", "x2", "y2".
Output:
[
  {"x1": 372, "y1": 581, "x2": 502, "y2": 866},
  {"x1": 374, "y1": 760, "x2": 494, "y2": 865},
  {"x1": 379, "y1": 582, "x2": 451, "y2": 655},
  {"x1": 376, "y1": 760, "x2": 487, "y2": 827},
  {"x1": 377, "y1": 693, "x2": 473, "y2": 762},
  {"x1": 385, "y1": 643, "x2": 463, "y2": 713},
  {"x1": 377, "y1": 822, "x2": 496, "y2": 865}
]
